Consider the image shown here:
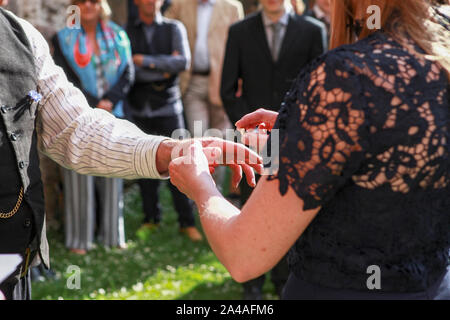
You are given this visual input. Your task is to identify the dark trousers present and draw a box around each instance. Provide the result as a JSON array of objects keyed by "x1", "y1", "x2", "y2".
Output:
[
  {"x1": 240, "y1": 177, "x2": 289, "y2": 299},
  {"x1": 132, "y1": 114, "x2": 195, "y2": 227}
]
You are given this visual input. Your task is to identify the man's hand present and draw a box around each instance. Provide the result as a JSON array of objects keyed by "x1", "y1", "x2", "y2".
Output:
[
  {"x1": 97, "y1": 99, "x2": 113, "y2": 113},
  {"x1": 156, "y1": 138, "x2": 263, "y2": 188},
  {"x1": 133, "y1": 54, "x2": 145, "y2": 67},
  {"x1": 168, "y1": 141, "x2": 217, "y2": 201}
]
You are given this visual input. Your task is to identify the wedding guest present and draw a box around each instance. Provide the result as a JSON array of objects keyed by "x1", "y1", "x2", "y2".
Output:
[
  {"x1": 164, "y1": 0, "x2": 244, "y2": 135},
  {"x1": 220, "y1": 0, "x2": 326, "y2": 299},
  {"x1": 164, "y1": 0, "x2": 244, "y2": 191},
  {"x1": 305, "y1": 0, "x2": 331, "y2": 45},
  {"x1": 169, "y1": 0, "x2": 450, "y2": 299},
  {"x1": 126, "y1": 0, "x2": 202, "y2": 242},
  {"x1": 127, "y1": 0, "x2": 172, "y2": 24},
  {"x1": 290, "y1": 0, "x2": 305, "y2": 15},
  {"x1": 52, "y1": 0, "x2": 134, "y2": 254}
]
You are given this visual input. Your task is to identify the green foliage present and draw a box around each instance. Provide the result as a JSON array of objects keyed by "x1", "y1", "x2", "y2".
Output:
[{"x1": 32, "y1": 182, "x2": 277, "y2": 300}]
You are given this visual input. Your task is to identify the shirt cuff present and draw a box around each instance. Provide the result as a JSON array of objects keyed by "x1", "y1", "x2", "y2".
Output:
[{"x1": 134, "y1": 136, "x2": 171, "y2": 180}]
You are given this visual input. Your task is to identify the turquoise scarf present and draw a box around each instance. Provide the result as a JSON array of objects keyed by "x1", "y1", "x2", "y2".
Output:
[{"x1": 56, "y1": 21, "x2": 131, "y2": 117}]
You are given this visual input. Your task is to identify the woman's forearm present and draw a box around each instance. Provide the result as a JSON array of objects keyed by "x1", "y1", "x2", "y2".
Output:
[{"x1": 194, "y1": 190, "x2": 248, "y2": 281}]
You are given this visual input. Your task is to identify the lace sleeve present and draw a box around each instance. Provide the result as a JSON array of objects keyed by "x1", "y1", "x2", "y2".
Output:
[{"x1": 269, "y1": 53, "x2": 370, "y2": 210}]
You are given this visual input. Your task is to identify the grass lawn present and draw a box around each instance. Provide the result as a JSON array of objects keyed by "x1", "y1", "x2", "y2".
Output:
[{"x1": 32, "y1": 181, "x2": 278, "y2": 300}]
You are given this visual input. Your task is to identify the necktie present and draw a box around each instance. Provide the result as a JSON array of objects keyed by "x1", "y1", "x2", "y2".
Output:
[{"x1": 270, "y1": 22, "x2": 283, "y2": 62}]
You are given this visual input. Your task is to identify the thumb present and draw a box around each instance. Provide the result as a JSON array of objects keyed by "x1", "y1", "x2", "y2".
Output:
[
  {"x1": 189, "y1": 140, "x2": 203, "y2": 155},
  {"x1": 184, "y1": 140, "x2": 204, "y2": 164}
]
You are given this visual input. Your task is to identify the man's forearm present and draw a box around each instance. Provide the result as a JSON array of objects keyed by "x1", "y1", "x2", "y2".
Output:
[
  {"x1": 142, "y1": 54, "x2": 188, "y2": 74},
  {"x1": 135, "y1": 66, "x2": 169, "y2": 82}
]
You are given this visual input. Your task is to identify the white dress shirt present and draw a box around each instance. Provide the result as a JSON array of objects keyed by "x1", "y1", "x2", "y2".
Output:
[
  {"x1": 313, "y1": 4, "x2": 331, "y2": 25},
  {"x1": 261, "y1": 9, "x2": 291, "y2": 54},
  {"x1": 193, "y1": 0, "x2": 216, "y2": 72},
  {"x1": 17, "y1": 16, "x2": 168, "y2": 180}
]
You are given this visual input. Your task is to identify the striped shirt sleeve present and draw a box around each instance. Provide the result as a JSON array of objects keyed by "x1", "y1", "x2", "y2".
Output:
[{"x1": 19, "y1": 18, "x2": 169, "y2": 180}]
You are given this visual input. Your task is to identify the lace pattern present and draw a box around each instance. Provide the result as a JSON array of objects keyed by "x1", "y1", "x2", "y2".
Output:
[
  {"x1": 271, "y1": 31, "x2": 449, "y2": 210},
  {"x1": 269, "y1": 31, "x2": 450, "y2": 292}
]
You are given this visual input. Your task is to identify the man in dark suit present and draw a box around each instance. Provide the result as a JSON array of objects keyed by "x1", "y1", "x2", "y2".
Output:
[
  {"x1": 220, "y1": 0, "x2": 326, "y2": 300},
  {"x1": 221, "y1": 1, "x2": 326, "y2": 124},
  {"x1": 126, "y1": 0, "x2": 203, "y2": 242},
  {"x1": 305, "y1": 0, "x2": 331, "y2": 46}
]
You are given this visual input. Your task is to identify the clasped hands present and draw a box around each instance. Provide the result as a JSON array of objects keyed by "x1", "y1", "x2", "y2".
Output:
[{"x1": 164, "y1": 109, "x2": 279, "y2": 201}]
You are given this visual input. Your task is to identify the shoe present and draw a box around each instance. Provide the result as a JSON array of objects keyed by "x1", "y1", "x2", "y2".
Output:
[
  {"x1": 117, "y1": 243, "x2": 128, "y2": 250},
  {"x1": 30, "y1": 266, "x2": 45, "y2": 282},
  {"x1": 69, "y1": 248, "x2": 87, "y2": 255},
  {"x1": 39, "y1": 264, "x2": 57, "y2": 280},
  {"x1": 180, "y1": 226, "x2": 203, "y2": 242}
]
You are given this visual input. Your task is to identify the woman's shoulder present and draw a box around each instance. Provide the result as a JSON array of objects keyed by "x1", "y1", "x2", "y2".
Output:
[
  {"x1": 291, "y1": 35, "x2": 381, "y2": 89},
  {"x1": 303, "y1": 31, "x2": 421, "y2": 90},
  {"x1": 319, "y1": 32, "x2": 394, "y2": 69}
]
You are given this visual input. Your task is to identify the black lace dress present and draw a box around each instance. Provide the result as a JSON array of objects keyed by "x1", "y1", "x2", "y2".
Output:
[{"x1": 268, "y1": 31, "x2": 450, "y2": 298}]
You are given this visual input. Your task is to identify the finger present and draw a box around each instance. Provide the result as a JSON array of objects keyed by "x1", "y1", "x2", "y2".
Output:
[
  {"x1": 233, "y1": 142, "x2": 263, "y2": 166},
  {"x1": 235, "y1": 109, "x2": 268, "y2": 130},
  {"x1": 241, "y1": 163, "x2": 256, "y2": 188},
  {"x1": 229, "y1": 164, "x2": 243, "y2": 189},
  {"x1": 199, "y1": 138, "x2": 263, "y2": 169},
  {"x1": 241, "y1": 132, "x2": 269, "y2": 151},
  {"x1": 236, "y1": 109, "x2": 278, "y2": 131},
  {"x1": 185, "y1": 140, "x2": 206, "y2": 165},
  {"x1": 188, "y1": 140, "x2": 203, "y2": 156}
]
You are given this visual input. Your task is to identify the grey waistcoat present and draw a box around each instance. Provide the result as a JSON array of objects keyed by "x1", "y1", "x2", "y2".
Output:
[{"x1": 0, "y1": 8, "x2": 49, "y2": 268}]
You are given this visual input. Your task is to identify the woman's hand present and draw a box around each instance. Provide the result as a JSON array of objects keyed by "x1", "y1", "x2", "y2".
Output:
[
  {"x1": 169, "y1": 141, "x2": 219, "y2": 201},
  {"x1": 235, "y1": 108, "x2": 279, "y2": 131},
  {"x1": 235, "y1": 109, "x2": 279, "y2": 151}
]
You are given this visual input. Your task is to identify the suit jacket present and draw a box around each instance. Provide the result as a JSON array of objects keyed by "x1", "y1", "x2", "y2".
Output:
[
  {"x1": 220, "y1": 11, "x2": 327, "y2": 124},
  {"x1": 165, "y1": 0, "x2": 244, "y2": 107},
  {"x1": 305, "y1": 8, "x2": 331, "y2": 46}
]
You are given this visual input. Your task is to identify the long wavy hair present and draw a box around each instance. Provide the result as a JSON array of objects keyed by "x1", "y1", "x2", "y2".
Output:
[{"x1": 329, "y1": 0, "x2": 450, "y2": 78}]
